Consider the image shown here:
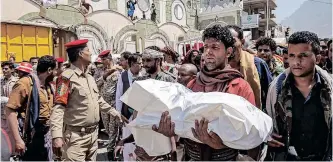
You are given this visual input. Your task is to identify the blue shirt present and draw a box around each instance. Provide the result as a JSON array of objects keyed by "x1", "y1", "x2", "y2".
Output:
[{"x1": 254, "y1": 57, "x2": 273, "y2": 111}]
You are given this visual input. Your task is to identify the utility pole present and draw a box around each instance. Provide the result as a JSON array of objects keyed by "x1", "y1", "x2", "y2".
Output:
[{"x1": 266, "y1": 0, "x2": 269, "y2": 37}]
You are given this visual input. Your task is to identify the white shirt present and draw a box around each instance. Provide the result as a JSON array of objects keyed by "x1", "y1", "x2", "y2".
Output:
[{"x1": 115, "y1": 69, "x2": 141, "y2": 112}]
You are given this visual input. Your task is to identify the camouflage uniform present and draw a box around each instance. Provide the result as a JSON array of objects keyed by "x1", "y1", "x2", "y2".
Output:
[
  {"x1": 99, "y1": 70, "x2": 122, "y2": 153},
  {"x1": 269, "y1": 58, "x2": 284, "y2": 78}
]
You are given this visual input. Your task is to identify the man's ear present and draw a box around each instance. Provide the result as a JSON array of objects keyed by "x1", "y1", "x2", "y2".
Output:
[
  {"x1": 47, "y1": 67, "x2": 52, "y2": 74},
  {"x1": 78, "y1": 51, "x2": 84, "y2": 58},
  {"x1": 241, "y1": 39, "x2": 245, "y2": 45},
  {"x1": 226, "y1": 47, "x2": 233, "y2": 58}
]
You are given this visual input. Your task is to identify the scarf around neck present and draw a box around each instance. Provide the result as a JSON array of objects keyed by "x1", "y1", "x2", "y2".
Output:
[{"x1": 196, "y1": 66, "x2": 244, "y2": 92}]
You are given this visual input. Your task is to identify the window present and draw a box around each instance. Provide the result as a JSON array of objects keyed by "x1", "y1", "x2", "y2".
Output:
[{"x1": 174, "y1": 4, "x2": 184, "y2": 20}]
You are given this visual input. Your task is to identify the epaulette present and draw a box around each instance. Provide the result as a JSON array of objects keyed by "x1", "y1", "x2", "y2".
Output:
[{"x1": 61, "y1": 69, "x2": 75, "y2": 80}]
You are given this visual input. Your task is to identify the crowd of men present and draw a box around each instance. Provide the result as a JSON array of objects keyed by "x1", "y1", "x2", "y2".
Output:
[{"x1": 0, "y1": 24, "x2": 332, "y2": 161}]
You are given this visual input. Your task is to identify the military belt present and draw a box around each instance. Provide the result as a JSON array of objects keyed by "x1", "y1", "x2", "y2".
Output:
[{"x1": 65, "y1": 124, "x2": 98, "y2": 134}]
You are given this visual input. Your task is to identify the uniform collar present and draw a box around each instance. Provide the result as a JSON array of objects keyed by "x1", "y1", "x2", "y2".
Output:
[{"x1": 70, "y1": 64, "x2": 84, "y2": 76}]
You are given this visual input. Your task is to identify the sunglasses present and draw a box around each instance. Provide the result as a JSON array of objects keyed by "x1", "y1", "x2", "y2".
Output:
[{"x1": 2, "y1": 68, "x2": 9, "y2": 70}]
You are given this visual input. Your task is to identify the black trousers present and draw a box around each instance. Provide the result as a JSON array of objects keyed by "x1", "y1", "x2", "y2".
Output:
[{"x1": 22, "y1": 126, "x2": 50, "y2": 161}]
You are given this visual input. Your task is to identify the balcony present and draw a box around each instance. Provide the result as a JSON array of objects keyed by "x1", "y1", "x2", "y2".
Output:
[
  {"x1": 259, "y1": 18, "x2": 277, "y2": 27},
  {"x1": 243, "y1": 0, "x2": 277, "y2": 9}
]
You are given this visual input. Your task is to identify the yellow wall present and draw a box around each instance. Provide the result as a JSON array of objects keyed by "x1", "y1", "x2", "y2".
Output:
[{"x1": 1, "y1": 23, "x2": 53, "y2": 62}]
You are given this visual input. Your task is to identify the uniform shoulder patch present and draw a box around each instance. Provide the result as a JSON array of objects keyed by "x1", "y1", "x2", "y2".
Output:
[{"x1": 55, "y1": 75, "x2": 71, "y2": 105}]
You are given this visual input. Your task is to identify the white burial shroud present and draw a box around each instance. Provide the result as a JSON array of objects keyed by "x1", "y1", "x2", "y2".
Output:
[{"x1": 120, "y1": 79, "x2": 273, "y2": 156}]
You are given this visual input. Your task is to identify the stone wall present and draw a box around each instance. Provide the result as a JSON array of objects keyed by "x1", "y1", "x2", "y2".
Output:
[
  {"x1": 165, "y1": 0, "x2": 172, "y2": 22},
  {"x1": 154, "y1": 0, "x2": 160, "y2": 23}
]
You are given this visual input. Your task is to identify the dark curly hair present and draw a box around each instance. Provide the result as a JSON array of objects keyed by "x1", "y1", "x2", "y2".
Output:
[
  {"x1": 121, "y1": 51, "x2": 131, "y2": 60},
  {"x1": 202, "y1": 24, "x2": 235, "y2": 49},
  {"x1": 226, "y1": 25, "x2": 243, "y2": 40},
  {"x1": 255, "y1": 37, "x2": 277, "y2": 52},
  {"x1": 1, "y1": 61, "x2": 14, "y2": 69},
  {"x1": 288, "y1": 31, "x2": 320, "y2": 55},
  {"x1": 128, "y1": 53, "x2": 142, "y2": 67},
  {"x1": 37, "y1": 55, "x2": 57, "y2": 73}
]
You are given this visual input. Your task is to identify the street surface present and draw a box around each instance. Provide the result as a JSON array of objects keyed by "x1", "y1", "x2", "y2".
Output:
[{"x1": 97, "y1": 130, "x2": 109, "y2": 161}]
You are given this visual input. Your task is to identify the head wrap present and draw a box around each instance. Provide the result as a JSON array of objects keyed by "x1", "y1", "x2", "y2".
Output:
[{"x1": 142, "y1": 48, "x2": 164, "y2": 59}]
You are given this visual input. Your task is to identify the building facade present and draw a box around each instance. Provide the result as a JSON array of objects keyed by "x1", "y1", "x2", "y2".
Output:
[
  {"x1": 1, "y1": 0, "x2": 244, "y2": 59},
  {"x1": 243, "y1": 0, "x2": 277, "y2": 40}
]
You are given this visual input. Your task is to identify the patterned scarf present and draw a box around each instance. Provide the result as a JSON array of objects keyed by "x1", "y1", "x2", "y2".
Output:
[{"x1": 195, "y1": 66, "x2": 244, "y2": 92}]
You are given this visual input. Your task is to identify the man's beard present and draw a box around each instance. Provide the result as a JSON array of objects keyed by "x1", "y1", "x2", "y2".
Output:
[
  {"x1": 204, "y1": 61, "x2": 225, "y2": 72},
  {"x1": 145, "y1": 64, "x2": 157, "y2": 74},
  {"x1": 293, "y1": 68, "x2": 315, "y2": 78}
]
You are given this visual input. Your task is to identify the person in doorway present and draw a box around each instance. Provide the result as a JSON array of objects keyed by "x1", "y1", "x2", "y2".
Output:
[
  {"x1": 152, "y1": 25, "x2": 258, "y2": 161},
  {"x1": 266, "y1": 31, "x2": 332, "y2": 161}
]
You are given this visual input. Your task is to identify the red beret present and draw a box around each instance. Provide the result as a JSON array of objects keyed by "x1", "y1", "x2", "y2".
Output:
[
  {"x1": 65, "y1": 39, "x2": 88, "y2": 48},
  {"x1": 56, "y1": 58, "x2": 64, "y2": 63},
  {"x1": 94, "y1": 57, "x2": 102, "y2": 63},
  {"x1": 98, "y1": 50, "x2": 111, "y2": 57}
]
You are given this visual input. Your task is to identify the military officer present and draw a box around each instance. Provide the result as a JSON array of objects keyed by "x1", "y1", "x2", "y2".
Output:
[{"x1": 50, "y1": 39, "x2": 121, "y2": 161}]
